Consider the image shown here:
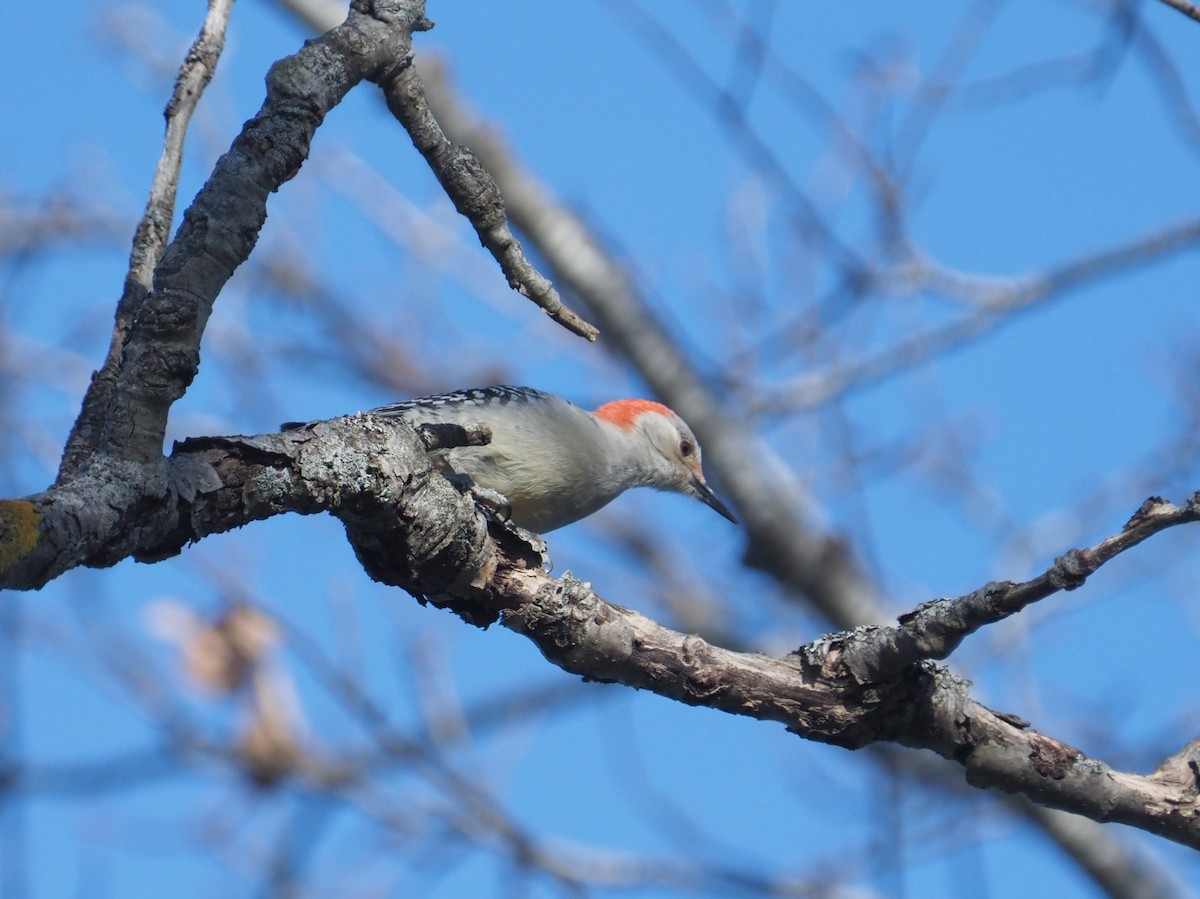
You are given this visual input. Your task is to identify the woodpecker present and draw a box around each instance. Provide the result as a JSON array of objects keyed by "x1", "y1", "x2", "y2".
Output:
[{"x1": 286, "y1": 386, "x2": 736, "y2": 533}]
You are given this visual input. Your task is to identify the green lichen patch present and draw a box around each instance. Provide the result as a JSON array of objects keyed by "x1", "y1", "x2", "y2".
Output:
[{"x1": 0, "y1": 500, "x2": 40, "y2": 573}]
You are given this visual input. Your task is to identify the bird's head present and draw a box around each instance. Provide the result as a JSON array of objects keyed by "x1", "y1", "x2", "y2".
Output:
[{"x1": 593, "y1": 399, "x2": 737, "y2": 524}]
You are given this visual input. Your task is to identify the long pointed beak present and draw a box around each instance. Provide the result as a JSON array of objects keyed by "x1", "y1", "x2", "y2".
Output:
[{"x1": 691, "y1": 475, "x2": 738, "y2": 524}]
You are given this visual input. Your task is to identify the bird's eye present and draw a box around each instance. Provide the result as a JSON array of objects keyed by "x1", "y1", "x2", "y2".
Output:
[{"x1": 680, "y1": 439, "x2": 694, "y2": 457}]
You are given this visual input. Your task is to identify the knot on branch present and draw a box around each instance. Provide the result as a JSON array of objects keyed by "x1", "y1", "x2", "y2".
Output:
[
  {"x1": 446, "y1": 147, "x2": 506, "y2": 228},
  {"x1": 1125, "y1": 494, "x2": 1171, "y2": 528},
  {"x1": 1048, "y1": 549, "x2": 1088, "y2": 591},
  {"x1": 353, "y1": 0, "x2": 433, "y2": 30}
]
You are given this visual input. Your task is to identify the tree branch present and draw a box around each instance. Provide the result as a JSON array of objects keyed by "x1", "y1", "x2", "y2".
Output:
[
  {"x1": 0, "y1": 415, "x2": 490, "y2": 591},
  {"x1": 59, "y1": 0, "x2": 236, "y2": 479},
  {"x1": 376, "y1": 62, "x2": 598, "y2": 341},
  {"x1": 7, "y1": 409, "x2": 1200, "y2": 845},
  {"x1": 837, "y1": 494, "x2": 1200, "y2": 682},
  {"x1": 64, "y1": 0, "x2": 428, "y2": 470},
  {"x1": 481, "y1": 545, "x2": 1200, "y2": 849}
]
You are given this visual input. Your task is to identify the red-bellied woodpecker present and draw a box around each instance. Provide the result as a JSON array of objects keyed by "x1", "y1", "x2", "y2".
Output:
[{"x1": 287, "y1": 386, "x2": 737, "y2": 533}]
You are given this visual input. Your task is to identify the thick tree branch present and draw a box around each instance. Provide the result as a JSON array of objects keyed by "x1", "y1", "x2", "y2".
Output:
[
  {"x1": 6, "y1": 411, "x2": 1200, "y2": 845},
  {"x1": 0, "y1": 416, "x2": 486, "y2": 591},
  {"x1": 66, "y1": 0, "x2": 428, "y2": 470},
  {"x1": 468, "y1": 540, "x2": 1200, "y2": 849},
  {"x1": 59, "y1": 0, "x2": 236, "y2": 479},
  {"x1": 60, "y1": 0, "x2": 588, "y2": 497},
  {"x1": 241, "y1": 7, "x2": 1200, "y2": 883}
]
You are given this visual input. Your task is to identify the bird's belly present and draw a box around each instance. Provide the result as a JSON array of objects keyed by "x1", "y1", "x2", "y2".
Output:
[{"x1": 438, "y1": 447, "x2": 613, "y2": 532}]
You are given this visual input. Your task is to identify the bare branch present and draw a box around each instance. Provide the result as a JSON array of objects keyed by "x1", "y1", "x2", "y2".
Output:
[
  {"x1": 0, "y1": 411, "x2": 500, "y2": 592},
  {"x1": 278, "y1": 0, "x2": 599, "y2": 340},
  {"x1": 376, "y1": 63, "x2": 599, "y2": 341},
  {"x1": 8, "y1": 411, "x2": 1200, "y2": 851},
  {"x1": 483, "y1": 573, "x2": 1200, "y2": 849},
  {"x1": 59, "y1": 0, "x2": 236, "y2": 478},
  {"x1": 59, "y1": 1, "x2": 430, "y2": 470},
  {"x1": 838, "y1": 494, "x2": 1200, "y2": 682}
]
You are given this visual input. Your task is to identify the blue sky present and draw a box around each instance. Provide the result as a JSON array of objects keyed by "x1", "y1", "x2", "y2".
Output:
[{"x1": 3, "y1": 1, "x2": 1200, "y2": 897}]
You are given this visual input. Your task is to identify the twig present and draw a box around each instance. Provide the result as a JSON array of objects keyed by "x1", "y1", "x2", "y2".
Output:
[
  {"x1": 839, "y1": 493, "x2": 1200, "y2": 683},
  {"x1": 376, "y1": 63, "x2": 598, "y2": 341},
  {"x1": 278, "y1": 0, "x2": 598, "y2": 339}
]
